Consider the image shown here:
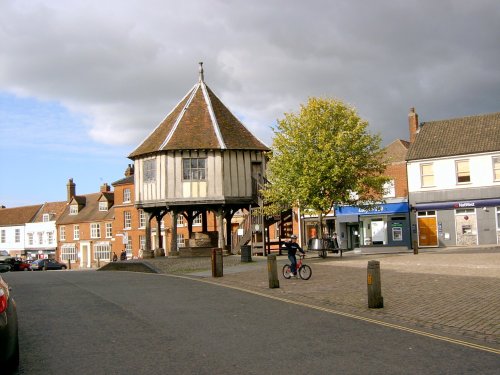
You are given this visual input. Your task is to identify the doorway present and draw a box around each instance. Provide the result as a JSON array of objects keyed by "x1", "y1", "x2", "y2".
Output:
[
  {"x1": 80, "y1": 242, "x2": 91, "y2": 268},
  {"x1": 346, "y1": 224, "x2": 360, "y2": 250},
  {"x1": 417, "y1": 211, "x2": 438, "y2": 247}
]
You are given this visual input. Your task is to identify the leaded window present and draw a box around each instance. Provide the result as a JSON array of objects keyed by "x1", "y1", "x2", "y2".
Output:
[{"x1": 182, "y1": 158, "x2": 206, "y2": 181}]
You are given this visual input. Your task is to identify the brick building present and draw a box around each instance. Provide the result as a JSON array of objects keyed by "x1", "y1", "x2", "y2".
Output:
[{"x1": 56, "y1": 179, "x2": 114, "y2": 268}]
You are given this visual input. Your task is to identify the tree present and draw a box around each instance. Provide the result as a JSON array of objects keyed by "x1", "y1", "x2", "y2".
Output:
[{"x1": 262, "y1": 97, "x2": 389, "y2": 235}]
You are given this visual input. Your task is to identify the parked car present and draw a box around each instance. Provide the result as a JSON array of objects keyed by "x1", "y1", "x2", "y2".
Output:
[
  {"x1": 0, "y1": 262, "x2": 11, "y2": 273},
  {"x1": 30, "y1": 259, "x2": 67, "y2": 271},
  {"x1": 6, "y1": 258, "x2": 31, "y2": 271},
  {"x1": 0, "y1": 250, "x2": 11, "y2": 262},
  {"x1": 0, "y1": 272, "x2": 19, "y2": 372}
]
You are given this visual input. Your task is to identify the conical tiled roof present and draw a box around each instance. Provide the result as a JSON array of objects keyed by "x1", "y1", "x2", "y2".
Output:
[{"x1": 129, "y1": 64, "x2": 269, "y2": 158}]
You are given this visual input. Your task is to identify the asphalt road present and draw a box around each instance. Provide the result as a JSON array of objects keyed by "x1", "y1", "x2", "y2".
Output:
[{"x1": 4, "y1": 270, "x2": 499, "y2": 375}]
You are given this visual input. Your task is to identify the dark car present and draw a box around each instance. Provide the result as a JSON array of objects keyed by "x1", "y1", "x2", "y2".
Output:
[
  {"x1": 31, "y1": 259, "x2": 67, "y2": 271},
  {"x1": 6, "y1": 258, "x2": 31, "y2": 271},
  {"x1": 0, "y1": 272, "x2": 19, "y2": 372},
  {"x1": 0, "y1": 262, "x2": 11, "y2": 273}
]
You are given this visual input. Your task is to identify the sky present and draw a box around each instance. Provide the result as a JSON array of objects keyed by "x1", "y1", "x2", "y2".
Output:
[{"x1": 1, "y1": 0, "x2": 499, "y2": 207}]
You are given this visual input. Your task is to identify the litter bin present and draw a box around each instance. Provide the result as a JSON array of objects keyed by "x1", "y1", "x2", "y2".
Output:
[{"x1": 241, "y1": 245, "x2": 252, "y2": 262}]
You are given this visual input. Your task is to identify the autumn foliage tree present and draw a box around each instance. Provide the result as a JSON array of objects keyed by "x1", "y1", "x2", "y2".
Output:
[{"x1": 262, "y1": 97, "x2": 388, "y2": 234}]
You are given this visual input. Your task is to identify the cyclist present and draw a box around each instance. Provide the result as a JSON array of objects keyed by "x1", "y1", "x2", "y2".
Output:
[{"x1": 285, "y1": 234, "x2": 305, "y2": 278}]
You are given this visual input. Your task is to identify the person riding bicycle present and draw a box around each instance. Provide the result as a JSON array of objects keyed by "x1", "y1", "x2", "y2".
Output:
[{"x1": 285, "y1": 234, "x2": 305, "y2": 278}]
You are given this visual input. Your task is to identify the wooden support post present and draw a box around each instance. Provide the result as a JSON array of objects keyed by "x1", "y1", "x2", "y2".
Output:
[
  {"x1": 267, "y1": 254, "x2": 280, "y2": 289},
  {"x1": 211, "y1": 248, "x2": 223, "y2": 277},
  {"x1": 367, "y1": 260, "x2": 383, "y2": 308}
]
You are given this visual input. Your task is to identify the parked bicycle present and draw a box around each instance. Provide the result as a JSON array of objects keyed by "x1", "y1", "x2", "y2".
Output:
[{"x1": 282, "y1": 254, "x2": 312, "y2": 280}]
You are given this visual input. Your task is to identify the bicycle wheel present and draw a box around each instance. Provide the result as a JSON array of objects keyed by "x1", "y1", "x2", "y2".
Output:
[
  {"x1": 282, "y1": 264, "x2": 292, "y2": 279},
  {"x1": 298, "y1": 264, "x2": 312, "y2": 280}
]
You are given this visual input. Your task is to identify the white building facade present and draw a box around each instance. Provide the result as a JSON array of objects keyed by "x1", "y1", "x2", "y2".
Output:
[{"x1": 407, "y1": 111, "x2": 500, "y2": 247}]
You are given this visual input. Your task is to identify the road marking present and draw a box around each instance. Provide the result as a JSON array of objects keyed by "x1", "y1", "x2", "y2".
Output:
[{"x1": 170, "y1": 274, "x2": 500, "y2": 355}]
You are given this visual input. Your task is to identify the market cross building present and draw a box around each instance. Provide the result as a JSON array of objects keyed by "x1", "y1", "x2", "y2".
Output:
[{"x1": 128, "y1": 63, "x2": 269, "y2": 257}]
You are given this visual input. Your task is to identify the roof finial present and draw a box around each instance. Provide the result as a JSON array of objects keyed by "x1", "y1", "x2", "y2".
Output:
[{"x1": 199, "y1": 62, "x2": 204, "y2": 82}]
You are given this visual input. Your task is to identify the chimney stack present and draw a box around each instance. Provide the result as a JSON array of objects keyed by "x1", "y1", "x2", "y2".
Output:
[
  {"x1": 100, "y1": 183, "x2": 110, "y2": 192},
  {"x1": 67, "y1": 178, "x2": 76, "y2": 202},
  {"x1": 408, "y1": 107, "x2": 419, "y2": 143},
  {"x1": 125, "y1": 164, "x2": 135, "y2": 177}
]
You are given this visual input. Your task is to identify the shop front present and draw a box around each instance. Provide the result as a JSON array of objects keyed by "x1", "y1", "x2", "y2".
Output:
[
  {"x1": 413, "y1": 198, "x2": 500, "y2": 247},
  {"x1": 300, "y1": 211, "x2": 335, "y2": 249},
  {"x1": 336, "y1": 202, "x2": 411, "y2": 249}
]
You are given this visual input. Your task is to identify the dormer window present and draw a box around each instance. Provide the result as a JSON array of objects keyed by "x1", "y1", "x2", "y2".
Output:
[
  {"x1": 69, "y1": 205, "x2": 79, "y2": 215},
  {"x1": 42, "y1": 213, "x2": 50, "y2": 222},
  {"x1": 99, "y1": 202, "x2": 108, "y2": 211}
]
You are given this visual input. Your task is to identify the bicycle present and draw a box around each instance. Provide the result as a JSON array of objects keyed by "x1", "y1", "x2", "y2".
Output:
[{"x1": 282, "y1": 254, "x2": 312, "y2": 280}]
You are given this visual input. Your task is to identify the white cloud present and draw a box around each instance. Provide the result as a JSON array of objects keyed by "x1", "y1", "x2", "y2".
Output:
[{"x1": 0, "y1": 0, "x2": 499, "y2": 150}]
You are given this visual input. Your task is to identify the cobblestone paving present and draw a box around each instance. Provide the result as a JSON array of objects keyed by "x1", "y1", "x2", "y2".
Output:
[{"x1": 143, "y1": 249, "x2": 500, "y2": 348}]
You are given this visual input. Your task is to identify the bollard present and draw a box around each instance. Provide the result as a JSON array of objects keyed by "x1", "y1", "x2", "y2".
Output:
[
  {"x1": 211, "y1": 248, "x2": 223, "y2": 277},
  {"x1": 412, "y1": 240, "x2": 419, "y2": 255},
  {"x1": 241, "y1": 245, "x2": 252, "y2": 263},
  {"x1": 68, "y1": 258, "x2": 71, "y2": 270},
  {"x1": 267, "y1": 254, "x2": 280, "y2": 289},
  {"x1": 367, "y1": 260, "x2": 384, "y2": 308}
]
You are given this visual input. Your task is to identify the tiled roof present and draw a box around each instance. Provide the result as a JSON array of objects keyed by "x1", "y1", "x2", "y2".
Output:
[
  {"x1": 57, "y1": 193, "x2": 115, "y2": 225},
  {"x1": 0, "y1": 205, "x2": 43, "y2": 226},
  {"x1": 112, "y1": 175, "x2": 134, "y2": 186},
  {"x1": 383, "y1": 139, "x2": 409, "y2": 163},
  {"x1": 407, "y1": 112, "x2": 500, "y2": 161},
  {"x1": 129, "y1": 72, "x2": 269, "y2": 158},
  {"x1": 32, "y1": 201, "x2": 67, "y2": 222}
]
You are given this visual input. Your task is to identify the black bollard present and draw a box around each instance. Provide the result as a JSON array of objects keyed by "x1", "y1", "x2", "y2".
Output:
[
  {"x1": 367, "y1": 260, "x2": 384, "y2": 308},
  {"x1": 211, "y1": 248, "x2": 223, "y2": 277}
]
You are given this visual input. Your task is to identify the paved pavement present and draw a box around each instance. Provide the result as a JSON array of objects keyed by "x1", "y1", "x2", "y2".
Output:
[{"x1": 128, "y1": 245, "x2": 500, "y2": 349}]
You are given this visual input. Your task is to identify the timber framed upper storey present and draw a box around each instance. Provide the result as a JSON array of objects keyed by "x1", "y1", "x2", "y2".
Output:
[{"x1": 128, "y1": 65, "x2": 269, "y2": 209}]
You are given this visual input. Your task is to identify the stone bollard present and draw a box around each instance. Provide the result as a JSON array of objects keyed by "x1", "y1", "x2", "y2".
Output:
[
  {"x1": 211, "y1": 248, "x2": 223, "y2": 277},
  {"x1": 367, "y1": 260, "x2": 384, "y2": 308},
  {"x1": 267, "y1": 254, "x2": 280, "y2": 289},
  {"x1": 412, "y1": 240, "x2": 419, "y2": 255}
]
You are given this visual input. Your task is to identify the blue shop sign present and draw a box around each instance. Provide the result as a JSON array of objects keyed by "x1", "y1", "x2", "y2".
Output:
[{"x1": 336, "y1": 202, "x2": 409, "y2": 216}]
